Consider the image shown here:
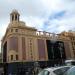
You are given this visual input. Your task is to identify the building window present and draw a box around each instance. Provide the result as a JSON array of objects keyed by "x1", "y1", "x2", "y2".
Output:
[
  {"x1": 72, "y1": 42, "x2": 74, "y2": 46},
  {"x1": 16, "y1": 55, "x2": 18, "y2": 60},
  {"x1": 31, "y1": 55, "x2": 33, "y2": 59},
  {"x1": 11, "y1": 55, "x2": 13, "y2": 60},
  {"x1": 15, "y1": 15, "x2": 17, "y2": 20},
  {"x1": 30, "y1": 42, "x2": 32, "y2": 45},
  {"x1": 9, "y1": 37, "x2": 18, "y2": 51},
  {"x1": 73, "y1": 51, "x2": 75, "y2": 57},
  {"x1": 74, "y1": 42, "x2": 75, "y2": 45},
  {"x1": 12, "y1": 15, "x2": 14, "y2": 21},
  {"x1": 29, "y1": 38, "x2": 33, "y2": 60},
  {"x1": 11, "y1": 29, "x2": 13, "y2": 32},
  {"x1": 15, "y1": 29, "x2": 18, "y2": 32}
]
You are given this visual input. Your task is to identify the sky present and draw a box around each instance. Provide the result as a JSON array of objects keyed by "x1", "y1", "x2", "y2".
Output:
[{"x1": 0, "y1": 0, "x2": 75, "y2": 51}]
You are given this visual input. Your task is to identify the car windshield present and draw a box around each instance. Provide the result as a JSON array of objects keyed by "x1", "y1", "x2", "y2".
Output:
[
  {"x1": 53, "y1": 67, "x2": 70, "y2": 75},
  {"x1": 64, "y1": 67, "x2": 75, "y2": 75},
  {"x1": 38, "y1": 70, "x2": 50, "y2": 75}
]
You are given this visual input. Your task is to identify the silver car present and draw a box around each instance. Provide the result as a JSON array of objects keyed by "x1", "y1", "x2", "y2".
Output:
[
  {"x1": 64, "y1": 66, "x2": 75, "y2": 75},
  {"x1": 38, "y1": 66, "x2": 71, "y2": 75}
]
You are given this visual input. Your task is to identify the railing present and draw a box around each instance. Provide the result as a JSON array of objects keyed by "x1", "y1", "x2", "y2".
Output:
[{"x1": 36, "y1": 31, "x2": 58, "y2": 39}]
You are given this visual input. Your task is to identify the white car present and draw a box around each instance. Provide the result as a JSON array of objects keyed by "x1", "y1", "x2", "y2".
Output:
[
  {"x1": 63, "y1": 66, "x2": 75, "y2": 75},
  {"x1": 38, "y1": 66, "x2": 71, "y2": 75}
]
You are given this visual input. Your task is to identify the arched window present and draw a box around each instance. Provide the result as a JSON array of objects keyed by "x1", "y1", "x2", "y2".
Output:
[
  {"x1": 15, "y1": 15, "x2": 17, "y2": 20},
  {"x1": 15, "y1": 29, "x2": 18, "y2": 32},
  {"x1": 16, "y1": 55, "x2": 18, "y2": 60},
  {"x1": 12, "y1": 15, "x2": 14, "y2": 21},
  {"x1": 11, "y1": 55, "x2": 13, "y2": 60}
]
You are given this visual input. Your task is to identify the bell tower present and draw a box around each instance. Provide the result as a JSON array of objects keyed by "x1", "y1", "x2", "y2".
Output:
[{"x1": 10, "y1": 9, "x2": 20, "y2": 22}]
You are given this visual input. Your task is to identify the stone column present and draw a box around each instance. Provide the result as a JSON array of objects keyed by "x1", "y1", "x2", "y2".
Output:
[{"x1": 18, "y1": 36, "x2": 22, "y2": 61}]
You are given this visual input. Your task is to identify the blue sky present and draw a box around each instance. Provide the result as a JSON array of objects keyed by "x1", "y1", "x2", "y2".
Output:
[{"x1": 0, "y1": 0, "x2": 75, "y2": 51}]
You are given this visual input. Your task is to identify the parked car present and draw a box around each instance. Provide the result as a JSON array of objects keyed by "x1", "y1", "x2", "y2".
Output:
[
  {"x1": 38, "y1": 66, "x2": 71, "y2": 75},
  {"x1": 64, "y1": 66, "x2": 75, "y2": 75},
  {"x1": 65, "y1": 60, "x2": 75, "y2": 66}
]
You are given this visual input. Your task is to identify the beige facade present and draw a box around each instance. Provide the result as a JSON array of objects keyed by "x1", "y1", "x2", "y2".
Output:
[
  {"x1": 1, "y1": 10, "x2": 75, "y2": 63},
  {"x1": 59, "y1": 31, "x2": 75, "y2": 59},
  {"x1": 1, "y1": 10, "x2": 47, "y2": 62}
]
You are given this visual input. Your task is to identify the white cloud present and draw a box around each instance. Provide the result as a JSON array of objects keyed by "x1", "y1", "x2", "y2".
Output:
[
  {"x1": 45, "y1": 13, "x2": 75, "y2": 33},
  {"x1": 41, "y1": 0, "x2": 63, "y2": 11},
  {"x1": 0, "y1": 0, "x2": 75, "y2": 51},
  {"x1": 22, "y1": 16, "x2": 45, "y2": 31},
  {"x1": 0, "y1": 23, "x2": 8, "y2": 40},
  {"x1": 0, "y1": 22, "x2": 8, "y2": 52},
  {"x1": 0, "y1": 0, "x2": 75, "y2": 32}
]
